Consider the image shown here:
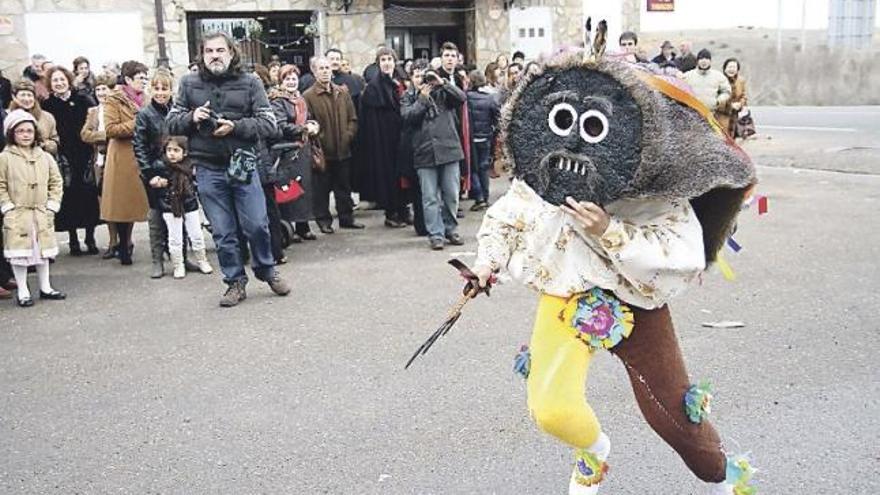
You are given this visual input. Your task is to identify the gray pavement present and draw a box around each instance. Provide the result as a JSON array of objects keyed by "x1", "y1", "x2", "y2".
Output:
[
  {"x1": 2, "y1": 109, "x2": 879, "y2": 494},
  {"x1": 745, "y1": 106, "x2": 880, "y2": 174}
]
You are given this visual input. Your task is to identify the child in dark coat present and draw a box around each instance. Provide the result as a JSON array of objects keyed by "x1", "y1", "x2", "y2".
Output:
[{"x1": 149, "y1": 136, "x2": 213, "y2": 278}]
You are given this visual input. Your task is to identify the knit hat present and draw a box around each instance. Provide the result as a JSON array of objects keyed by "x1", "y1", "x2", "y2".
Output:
[
  {"x1": 12, "y1": 78, "x2": 36, "y2": 95},
  {"x1": 697, "y1": 49, "x2": 712, "y2": 60},
  {"x1": 3, "y1": 108, "x2": 37, "y2": 135}
]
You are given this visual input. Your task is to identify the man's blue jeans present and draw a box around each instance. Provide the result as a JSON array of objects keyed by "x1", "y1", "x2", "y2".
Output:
[
  {"x1": 196, "y1": 165, "x2": 275, "y2": 285},
  {"x1": 471, "y1": 139, "x2": 492, "y2": 202},
  {"x1": 417, "y1": 162, "x2": 460, "y2": 241}
]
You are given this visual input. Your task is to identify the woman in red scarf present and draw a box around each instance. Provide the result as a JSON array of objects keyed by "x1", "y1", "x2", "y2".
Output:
[{"x1": 270, "y1": 65, "x2": 320, "y2": 242}]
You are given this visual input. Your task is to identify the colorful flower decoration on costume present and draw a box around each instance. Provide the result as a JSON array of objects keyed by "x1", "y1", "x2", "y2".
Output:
[
  {"x1": 725, "y1": 455, "x2": 757, "y2": 495},
  {"x1": 513, "y1": 344, "x2": 531, "y2": 379},
  {"x1": 570, "y1": 287, "x2": 634, "y2": 350},
  {"x1": 684, "y1": 381, "x2": 714, "y2": 424},
  {"x1": 573, "y1": 447, "x2": 609, "y2": 487}
]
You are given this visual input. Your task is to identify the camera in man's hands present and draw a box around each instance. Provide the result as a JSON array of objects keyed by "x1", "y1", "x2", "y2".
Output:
[
  {"x1": 423, "y1": 71, "x2": 441, "y2": 85},
  {"x1": 199, "y1": 107, "x2": 222, "y2": 133}
]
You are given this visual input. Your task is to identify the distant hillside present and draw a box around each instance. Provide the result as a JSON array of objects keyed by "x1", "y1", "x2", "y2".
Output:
[{"x1": 638, "y1": 28, "x2": 880, "y2": 105}]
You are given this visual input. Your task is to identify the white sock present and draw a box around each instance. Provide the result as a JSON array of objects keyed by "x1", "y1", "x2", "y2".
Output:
[
  {"x1": 12, "y1": 265, "x2": 29, "y2": 299},
  {"x1": 36, "y1": 263, "x2": 53, "y2": 293},
  {"x1": 587, "y1": 432, "x2": 611, "y2": 460}
]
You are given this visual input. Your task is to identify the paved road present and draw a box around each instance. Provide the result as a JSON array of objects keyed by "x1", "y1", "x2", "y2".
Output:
[
  {"x1": 0, "y1": 162, "x2": 880, "y2": 495},
  {"x1": 1, "y1": 116, "x2": 879, "y2": 494},
  {"x1": 752, "y1": 106, "x2": 880, "y2": 136},
  {"x1": 746, "y1": 106, "x2": 880, "y2": 174}
]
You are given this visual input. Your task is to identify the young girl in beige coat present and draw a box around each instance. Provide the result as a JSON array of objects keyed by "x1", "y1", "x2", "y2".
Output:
[{"x1": 0, "y1": 109, "x2": 66, "y2": 307}]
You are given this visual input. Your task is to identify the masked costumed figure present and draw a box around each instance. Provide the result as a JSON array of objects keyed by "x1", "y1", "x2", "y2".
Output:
[{"x1": 470, "y1": 52, "x2": 758, "y2": 494}]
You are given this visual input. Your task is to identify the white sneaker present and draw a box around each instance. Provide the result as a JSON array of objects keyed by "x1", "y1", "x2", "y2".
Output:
[
  {"x1": 197, "y1": 260, "x2": 213, "y2": 274},
  {"x1": 194, "y1": 249, "x2": 213, "y2": 274},
  {"x1": 568, "y1": 433, "x2": 610, "y2": 495}
]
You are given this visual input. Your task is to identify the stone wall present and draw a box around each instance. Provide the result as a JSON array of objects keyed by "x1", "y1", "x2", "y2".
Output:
[
  {"x1": 474, "y1": 0, "x2": 510, "y2": 67},
  {"x1": 474, "y1": 0, "x2": 584, "y2": 68},
  {"x1": 552, "y1": 0, "x2": 586, "y2": 49},
  {"x1": 323, "y1": 0, "x2": 386, "y2": 73},
  {"x1": 2, "y1": 0, "x2": 595, "y2": 82},
  {"x1": 0, "y1": 0, "x2": 384, "y2": 80}
]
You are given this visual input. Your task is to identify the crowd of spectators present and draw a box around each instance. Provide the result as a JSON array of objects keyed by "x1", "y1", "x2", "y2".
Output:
[{"x1": 0, "y1": 30, "x2": 751, "y2": 307}]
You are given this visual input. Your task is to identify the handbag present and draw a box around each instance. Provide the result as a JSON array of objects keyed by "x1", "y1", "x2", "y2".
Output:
[
  {"x1": 274, "y1": 177, "x2": 305, "y2": 204},
  {"x1": 226, "y1": 146, "x2": 258, "y2": 183},
  {"x1": 309, "y1": 136, "x2": 326, "y2": 172}
]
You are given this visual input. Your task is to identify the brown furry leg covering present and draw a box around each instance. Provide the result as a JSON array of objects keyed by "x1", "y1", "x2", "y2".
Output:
[{"x1": 610, "y1": 305, "x2": 727, "y2": 483}]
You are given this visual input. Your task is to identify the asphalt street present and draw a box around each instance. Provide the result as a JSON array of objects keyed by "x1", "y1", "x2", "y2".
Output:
[
  {"x1": 1, "y1": 107, "x2": 878, "y2": 494},
  {"x1": 747, "y1": 106, "x2": 880, "y2": 174}
]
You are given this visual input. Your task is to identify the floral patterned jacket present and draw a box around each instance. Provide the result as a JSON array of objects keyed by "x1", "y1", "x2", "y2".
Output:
[{"x1": 474, "y1": 180, "x2": 706, "y2": 309}]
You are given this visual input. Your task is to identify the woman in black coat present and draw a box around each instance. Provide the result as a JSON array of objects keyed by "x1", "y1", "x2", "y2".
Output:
[
  {"x1": 133, "y1": 71, "x2": 175, "y2": 277},
  {"x1": 42, "y1": 66, "x2": 100, "y2": 255},
  {"x1": 357, "y1": 47, "x2": 409, "y2": 228}
]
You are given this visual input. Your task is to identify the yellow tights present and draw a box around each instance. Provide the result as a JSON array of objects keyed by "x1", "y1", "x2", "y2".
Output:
[{"x1": 526, "y1": 294, "x2": 601, "y2": 449}]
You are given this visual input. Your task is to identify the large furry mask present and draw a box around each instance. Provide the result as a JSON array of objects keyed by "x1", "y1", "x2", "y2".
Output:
[
  {"x1": 504, "y1": 66, "x2": 642, "y2": 206},
  {"x1": 500, "y1": 55, "x2": 757, "y2": 261}
]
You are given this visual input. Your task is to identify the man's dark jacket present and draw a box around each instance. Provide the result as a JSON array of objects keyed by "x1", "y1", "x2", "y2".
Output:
[
  {"x1": 166, "y1": 68, "x2": 277, "y2": 169},
  {"x1": 465, "y1": 89, "x2": 499, "y2": 141},
  {"x1": 651, "y1": 53, "x2": 677, "y2": 67},
  {"x1": 400, "y1": 83, "x2": 466, "y2": 169},
  {"x1": 22, "y1": 66, "x2": 39, "y2": 82},
  {"x1": 676, "y1": 53, "x2": 697, "y2": 73},
  {"x1": 303, "y1": 82, "x2": 358, "y2": 161}
]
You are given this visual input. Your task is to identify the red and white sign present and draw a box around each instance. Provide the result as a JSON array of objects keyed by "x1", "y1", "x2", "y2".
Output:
[{"x1": 647, "y1": 0, "x2": 675, "y2": 12}]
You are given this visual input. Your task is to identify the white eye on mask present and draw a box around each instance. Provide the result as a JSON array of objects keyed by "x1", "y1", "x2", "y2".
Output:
[
  {"x1": 579, "y1": 110, "x2": 609, "y2": 144},
  {"x1": 548, "y1": 103, "x2": 577, "y2": 136}
]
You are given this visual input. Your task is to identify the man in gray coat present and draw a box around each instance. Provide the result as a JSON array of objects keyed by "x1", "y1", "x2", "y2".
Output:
[{"x1": 401, "y1": 60, "x2": 467, "y2": 250}]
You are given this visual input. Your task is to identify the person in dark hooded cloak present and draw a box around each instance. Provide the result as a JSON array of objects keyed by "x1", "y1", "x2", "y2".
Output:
[{"x1": 357, "y1": 47, "x2": 409, "y2": 227}]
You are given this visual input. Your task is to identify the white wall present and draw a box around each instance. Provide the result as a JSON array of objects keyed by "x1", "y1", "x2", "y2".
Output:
[
  {"x1": 25, "y1": 12, "x2": 145, "y2": 69},
  {"x1": 509, "y1": 7, "x2": 555, "y2": 58}
]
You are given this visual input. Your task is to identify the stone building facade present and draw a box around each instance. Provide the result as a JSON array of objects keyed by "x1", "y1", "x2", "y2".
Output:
[{"x1": 0, "y1": 0, "x2": 591, "y2": 78}]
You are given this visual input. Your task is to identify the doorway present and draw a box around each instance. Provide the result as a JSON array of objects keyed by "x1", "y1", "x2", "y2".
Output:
[
  {"x1": 186, "y1": 10, "x2": 316, "y2": 74},
  {"x1": 383, "y1": 1, "x2": 472, "y2": 63}
]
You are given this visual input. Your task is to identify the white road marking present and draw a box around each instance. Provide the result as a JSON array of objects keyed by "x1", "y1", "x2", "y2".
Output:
[{"x1": 760, "y1": 125, "x2": 858, "y2": 132}]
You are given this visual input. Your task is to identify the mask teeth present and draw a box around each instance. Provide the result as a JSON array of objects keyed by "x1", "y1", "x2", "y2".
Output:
[{"x1": 553, "y1": 156, "x2": 588, "y2": 175}]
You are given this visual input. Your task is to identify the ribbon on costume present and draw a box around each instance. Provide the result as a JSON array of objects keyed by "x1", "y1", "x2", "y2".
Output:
[{"x1": 715, "y1": 253, "x2": 736, "y2": 281}]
